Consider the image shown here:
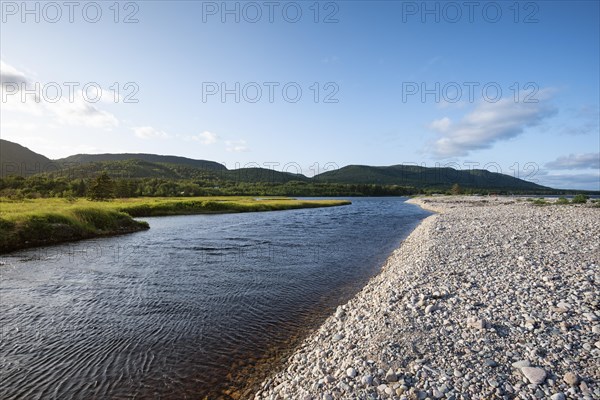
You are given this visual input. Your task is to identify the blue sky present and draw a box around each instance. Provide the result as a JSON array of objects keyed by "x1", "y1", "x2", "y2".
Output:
[{"x1": 1, "y1": 0, "x2": 599, "y2": 189}]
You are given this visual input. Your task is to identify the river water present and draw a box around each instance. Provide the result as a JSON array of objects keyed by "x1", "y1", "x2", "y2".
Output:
[{"x1": 0, "y1": 198, "x2": 430, "y2": 399}]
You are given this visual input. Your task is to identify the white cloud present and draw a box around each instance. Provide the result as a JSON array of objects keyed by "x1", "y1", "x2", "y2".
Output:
[
  {"x1": 0, "y1": 60, "x2": 28, "y2": 87},
  {"x1": 1, "y1": 60, "x2": 119, "y2": 130},
  {"x1": 1, "y1": 120, "x2": 41, "y2": 131},
  {"x1": 428, "y1": 90, "x2": 557, "y2": 158},
  {"x1": 428, "y1": 117, "x2": 451, "y2": 132},
  {"x1": 190, "y1": 131, "x2": 218, "y2": 145},
  {"x1": 132, "y1": 126, "x2": 170, "y2": 139},
  {"x1": 225, "y1": 139, "x2": 249, "y2": 153},
  {"x1": 50, "y1": 99, "x2": 119, "y2": 129},
  {"x1": 545, "y1": 153, "x2": 600, "y2": 170}
]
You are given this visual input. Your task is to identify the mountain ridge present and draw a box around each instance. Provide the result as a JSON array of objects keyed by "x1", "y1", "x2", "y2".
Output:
[
  {"x1": 0, "y1": 139, "x2": 567, "y2": 192},
  {"x1": 0, "y1": 139, "x2": 55, "y2": 177}
]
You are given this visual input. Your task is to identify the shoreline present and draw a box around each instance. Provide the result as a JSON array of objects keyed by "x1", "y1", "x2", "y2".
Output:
[
  {"x1": 0, "y1": 198, "x2": 351, "y2": 254},
  {"x1": 255, "y1": 196, "x2": 599, "y2": 399}
]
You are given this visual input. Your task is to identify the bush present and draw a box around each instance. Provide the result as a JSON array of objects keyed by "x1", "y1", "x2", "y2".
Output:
[
  {"x1": 532, "y1": 198, "x2": 547, "y2": 205},
  {"x1": 571, "y1": 194, "x2": 589, "y2": 204},
  {"x1": 556, "y1": 197, "x2": 569, "y2": 205}
]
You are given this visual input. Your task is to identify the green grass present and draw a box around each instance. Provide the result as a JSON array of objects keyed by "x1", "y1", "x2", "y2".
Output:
[
  {"x1": 0, "y1": 197, "x2": 351, "y2": 253},
  {"x1": 531, "y1": 198, "x2": 548, "y2": 205},
  {"x1": 0, "y1": 206, "x2": 149, "y2": 254}
]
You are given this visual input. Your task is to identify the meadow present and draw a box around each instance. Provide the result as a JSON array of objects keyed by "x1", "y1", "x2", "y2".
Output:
[{"x1": 0, "y1": 197, "x2": 351, "y2": 253}]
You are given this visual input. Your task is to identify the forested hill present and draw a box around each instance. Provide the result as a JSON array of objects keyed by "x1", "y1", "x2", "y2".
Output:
[
  {"x1": 0, "y1": 140, "x2": 55, "y2": 177},
  {"x1": 56, "y1": 153, "x2": 226, "y2": 171},
  {"x1": 313, "y1": 164, "x2": 549, "y2": 190},
  {"x1": 1, "y1": 139, "x2": 576, "y2": 195}
]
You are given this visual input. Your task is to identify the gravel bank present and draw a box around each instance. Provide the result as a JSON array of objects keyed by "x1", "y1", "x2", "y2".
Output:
[{"x1": 255, "y1": 196, "x2": 599, "y2": 400}]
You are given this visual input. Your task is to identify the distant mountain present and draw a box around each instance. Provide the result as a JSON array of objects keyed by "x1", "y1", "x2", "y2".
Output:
[
  {"x1": 1, "y1": 139, "x2": 557, "y2": 192},
  {"x1": 57, "y1": 153, "x2": 226, "y2": 171},
  {"x1": 0, "y1": 139, "x2": 55, "y2": 177},
  {"x1": 314, "y1": 164, "x2": 550, "y2": 191},
  {"x1": 223, "y1": 168, "x2": 309, "y2": 183},
  {"x1": 44, "y1": 160, "x2": 310, "y2": 183}
]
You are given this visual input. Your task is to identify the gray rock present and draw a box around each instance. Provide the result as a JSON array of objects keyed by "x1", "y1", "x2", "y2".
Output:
[
  {"x1": 550, "y1": 394, "x2": 566, "y2": 400},
  {"x1": 346, "y1": 368, "x2": 357, "y2": 379},
  {"x1": 466, "y1": 317, "x2": 488, "y2": 330},
  {"x1": 521, "y1": 367, "x2": 547, "y2": 385},
  {"x1": 385, "y1": 368, "x2": 398, "y2": 382},
  {"x1": 361, "y1": 375, "x2": 373, "y2": 386},
  {"x1": 484, "y1": 359, "x2": 498, "y2": 367},
  {"x1": 583, "y1": 312, "x2": 598, "y2": 322},
  {"x1": 511, "y1": 360, "x2": 531, "y2": 369},
  {"x1": 563, "y1": 372, "x2": 579, "y2": 386}
]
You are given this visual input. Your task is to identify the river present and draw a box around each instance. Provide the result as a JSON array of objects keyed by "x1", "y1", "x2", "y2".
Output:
[{"x1": 0, "y1": 197, "x2": 430, "y2": 399}]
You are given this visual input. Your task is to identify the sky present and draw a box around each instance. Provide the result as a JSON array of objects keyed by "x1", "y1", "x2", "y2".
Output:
[{"x1": 1, "y1": 0, "x2": 599, "y2": 189}]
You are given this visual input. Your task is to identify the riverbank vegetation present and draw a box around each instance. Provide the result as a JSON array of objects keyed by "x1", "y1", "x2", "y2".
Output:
[
  {"x1": 2, "y1": 174, "x2": 584, "y2": 199},
  {"x1": 527, "y1": 194, "x2": 599, "y2": 206},
  {"x1": 0, "y1": 197, "x2": 351, "y2": 253}
]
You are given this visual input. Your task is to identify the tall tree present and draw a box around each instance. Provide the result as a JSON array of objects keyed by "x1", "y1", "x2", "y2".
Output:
[{"x1": 88, "y1": 172, "x2": 115, "y2": 201}]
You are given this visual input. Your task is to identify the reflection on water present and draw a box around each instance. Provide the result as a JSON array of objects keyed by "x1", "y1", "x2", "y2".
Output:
[{"x1": 0, "y1": 198, "x2": 430, "y2": 399}]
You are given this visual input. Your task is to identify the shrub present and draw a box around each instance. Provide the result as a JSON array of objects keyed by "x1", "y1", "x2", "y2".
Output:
[
  {"x1": 571, "y1": 194, "x2": 589, "y2": 204},
  {"x1": 556, "y1": 197, "x2": 569, "y2": 205},
  {"x1": 532, "y1": 198, "x2": 547, "y2": 205}
]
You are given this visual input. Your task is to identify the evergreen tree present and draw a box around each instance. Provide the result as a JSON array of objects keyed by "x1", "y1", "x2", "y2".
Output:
[{"x1": 88, "y1": 172, "x2": 115, "y2": 201}]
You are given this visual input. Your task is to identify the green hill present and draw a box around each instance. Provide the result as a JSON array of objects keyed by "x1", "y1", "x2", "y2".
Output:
[
  {"x1": 57, "y1": 152, "x2": 226, "y2": 171},
  {"x1": 222, "y1": 168, "x2": 309, "y2": 183},
  {"x1": 314, "y1": 164, "x2": 550, "y2": 191},
  {"x1": 0, "y1": 139, "x2": 566, "y2": 194},
  {"x1": 43, "y1": 160, "x2": 309, "y2": 183},
  {"x1": 0, "y1": 139, "x2": 56, "y2": 177}
]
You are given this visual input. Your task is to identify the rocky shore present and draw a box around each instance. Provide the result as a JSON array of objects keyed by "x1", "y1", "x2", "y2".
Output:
[{"x1": 255, "y1": 196, "x2": 599, "y2": 400}]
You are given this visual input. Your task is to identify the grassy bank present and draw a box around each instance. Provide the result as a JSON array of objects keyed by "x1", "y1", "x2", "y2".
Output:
[{"x1": 0, "y1": 197, "x2": 351, "y2": 253}]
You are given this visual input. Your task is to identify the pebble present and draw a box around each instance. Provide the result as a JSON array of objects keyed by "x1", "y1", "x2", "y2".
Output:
[
  {"x1": 254, "y1": 197, "x2": 600, "y2": 400},
  {"x1": 512, "y1": 360, "x2": 531, "y2": 369},
  {"x1": 521, "y1": 367, "x2": 547, "y2": 385},
  {"x1": 385, "y1": 368, "x2": 398, "y2": 382},
  {"x1": 484, "y1": 359, "x2": 497, "y2": 368},
  {"x1": 360, "y1": 375, "x2": 373, "y2": 386},
  {"x1": 563, "y1": 372, "x2": 579, "y2": 386}
]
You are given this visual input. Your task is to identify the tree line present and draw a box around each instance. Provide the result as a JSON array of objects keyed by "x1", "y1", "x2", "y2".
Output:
[
  {"x1": 0, "y1": 173, "x2": 422, "y2": 199},
  {"x1": 0, "y1": 173, "x2": 570, "y2": 200}
]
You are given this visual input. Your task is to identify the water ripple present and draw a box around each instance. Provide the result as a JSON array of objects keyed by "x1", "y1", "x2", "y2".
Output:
[{"x1": 0, "y1": 198, "x2": 430, "y2": 399}]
